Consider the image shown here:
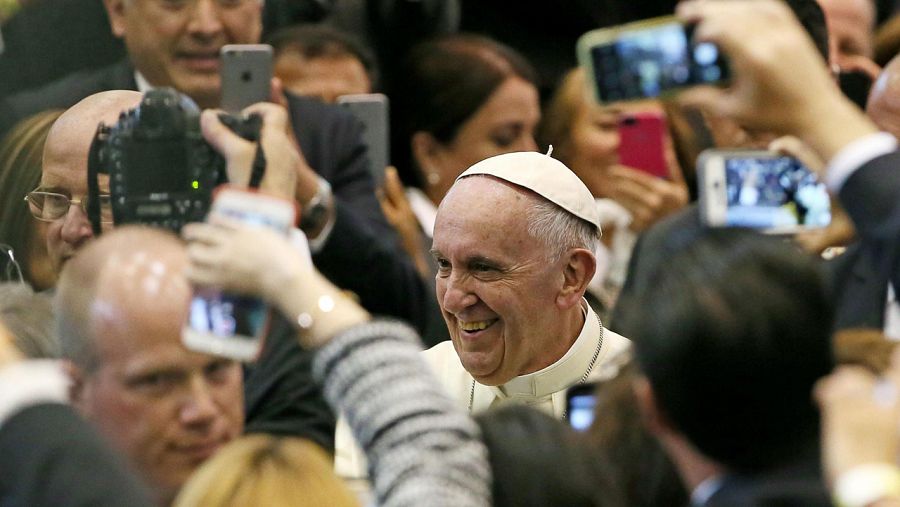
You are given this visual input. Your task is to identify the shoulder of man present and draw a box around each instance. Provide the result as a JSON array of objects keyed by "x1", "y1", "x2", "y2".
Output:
[
  {"x1": 283, "y1": 91, "x2": 367, "y2": 180},
  {"x1": 0, "y1": 59, "x2": 136, "y2": 137}
]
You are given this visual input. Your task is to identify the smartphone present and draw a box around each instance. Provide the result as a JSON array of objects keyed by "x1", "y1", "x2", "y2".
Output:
[
  {"x1": 577, "y1": 16, "x2": 729, "y2": 104},
  {"x1": 220, "y1": 44, "x2": 273, "y2": 113},
  {"x1": 618, "y1": 111, "x2": 668, "y2": 179},
  {"x1": 337, "y1": 93, "x2": 390, "y2": 187},
  {"x1": 182, "y1": 186, "x2": 298, "y2": 361},
  {"x1": 566, "y1": 382, "x2": 599, "y2": 432},
  {"x1": 698, "y1": 149, "x2": 831, "y2": 233}
]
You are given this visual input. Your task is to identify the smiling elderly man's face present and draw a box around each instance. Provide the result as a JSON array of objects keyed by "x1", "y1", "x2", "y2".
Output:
[{"x1": 431, "y1": 176, "x2": 572, "y2": 386}]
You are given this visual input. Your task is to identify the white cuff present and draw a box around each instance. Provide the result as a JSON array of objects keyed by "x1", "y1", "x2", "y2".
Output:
[
  {"x1": 0, "y1": 360, "x2": 69, "y2": 429},
  {"x1": 834, "y1": 462, "x2": 900, "y2": 507},
  {"x1": 825, "y1": 132, "x2": 898, "y2": 193}
]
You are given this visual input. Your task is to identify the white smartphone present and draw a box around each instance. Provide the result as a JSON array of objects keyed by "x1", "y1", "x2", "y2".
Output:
[
  {"x1": 698, "y1": 149, "x2": 831, "y2": 234},
  {"x1": 337, "y1": 93, "x2": 389, "y2": 187},
  {"x1": 182, "y1": 186, "x2": 298, "y2": 361},
  {"x1": 220, "y1": 44, "x2": 273, "y2": 113}
]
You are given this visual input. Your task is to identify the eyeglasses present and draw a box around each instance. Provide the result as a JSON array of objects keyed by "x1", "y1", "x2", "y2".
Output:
[
  {"x1": 24, "y1": 189, "x2": 114, "y2": 223},
  {"x1": 0, "y1": 244, "x2": 24, "y2": 284}
]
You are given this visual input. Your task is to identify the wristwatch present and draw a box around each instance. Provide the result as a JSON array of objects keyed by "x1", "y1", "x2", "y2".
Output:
[{"x1": 300, "y1": 177, "x2": 333, "y2": 233}]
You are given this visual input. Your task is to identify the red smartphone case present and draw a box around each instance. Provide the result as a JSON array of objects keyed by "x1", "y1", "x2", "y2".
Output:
[{"x1": 617, "y1": 112, "x2": 668, "y2": 179}]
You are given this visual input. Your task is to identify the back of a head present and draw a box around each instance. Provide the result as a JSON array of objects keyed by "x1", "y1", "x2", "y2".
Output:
[
  {"x1": 54, "y1": 226, "x2": 187, "y2": 372},
  {"x1": 476, "y1": 405, "x2": 624, "y2": 507},
  {"x1": 392, "y1": 33, "x2": 538, "y2": 186},
  {"x1": 174, "y1": 434, "x2": 358, "y2": 507},
  {"x1": 587, "y1": 364, "x2": 688, "y2": 507},
  {"x1": 617, "y1": 227, "x2": 833, "y2": 473},
  {"x1": 866, "y1": 53, "x2": 900, "y2": 138}
]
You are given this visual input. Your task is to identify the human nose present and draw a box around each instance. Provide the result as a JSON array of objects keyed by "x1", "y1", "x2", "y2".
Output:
[
  {"x1": 439, "y1": 272, "x2": 478, "y2": 315},
  {"x1": 59, "y1": 205, "x2": 94, "y2": 248},
  {"x1": 186, "y1": 0, "x2": 224, "y2": 38},
  {"x1": 180, "y1": 375, "x2": 219, "y2": 427}
]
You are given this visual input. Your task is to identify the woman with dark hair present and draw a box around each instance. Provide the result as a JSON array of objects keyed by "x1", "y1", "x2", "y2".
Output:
[
  {"x1": 0, "y1": 110, "x2": 63, "y2": 290},
  {"x1": 380, "y1": 34, "x2": 541, "y2": 345}
]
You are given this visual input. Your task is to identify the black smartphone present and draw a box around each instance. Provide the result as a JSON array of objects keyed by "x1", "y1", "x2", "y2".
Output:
[{"x1": 577, "y1": 16, "x2": 729, "y2": 103}]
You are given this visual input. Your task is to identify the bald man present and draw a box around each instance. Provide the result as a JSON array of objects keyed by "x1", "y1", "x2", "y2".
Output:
[
  {"x1": 29, "y1": 89, "x2": 337, "y2": 458},
  {"x1": 33, "y1": 90, "x2": 142, "y2": 274},
  {"x1": 57, "y1": 226, "x2": 243, "y2": 506},
  {"x1": 867, "y1": 54, "x2": 900, "y2": 138}
]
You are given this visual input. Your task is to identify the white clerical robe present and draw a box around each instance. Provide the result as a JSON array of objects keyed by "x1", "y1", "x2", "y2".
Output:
[
  {"x1": 422, "y1": 300, "x2": 631, "y2": 417},
  {"x1": 335, "y1": 300, "x2": 631, "y2": 478}
]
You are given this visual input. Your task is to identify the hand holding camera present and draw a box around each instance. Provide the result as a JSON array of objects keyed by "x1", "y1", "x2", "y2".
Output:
[{"x1": 200, "y1": 102, "x2": 299, "y2": 201}]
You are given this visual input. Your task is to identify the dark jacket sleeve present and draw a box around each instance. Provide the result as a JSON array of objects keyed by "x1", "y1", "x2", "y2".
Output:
[
  {"x1": 287, "y1": 94, "x2": 429, "y2": 333},
  {"x1": 0, "y1": 403, "x2": 153, "y2": 507},
  {"x1": 243, "y1": 314, "x2": 337, "y2": 452},
  {"x1": 839, "y1": 150, "x2": 900, "y2": 241}
]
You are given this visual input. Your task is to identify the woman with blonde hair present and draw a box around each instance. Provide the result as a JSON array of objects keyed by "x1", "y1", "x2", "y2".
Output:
[
  {"x1": 175, "y1": 434, "x2": 358, "y2": 507},
  {"x1": 0, "y1": 110, "x2": 63, "y2": 289}
]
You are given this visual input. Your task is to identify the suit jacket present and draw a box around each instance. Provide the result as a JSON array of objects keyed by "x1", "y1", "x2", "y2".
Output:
[
  {"x1": 704, "y1": 450, "x2": 831, "y2": 507},
  {"x1": 0, "y1": 60, "x2": 430, "y2": 448},
  {"x1": 0, "y1": 403, "x2": 152, "y2": 507},
  {"x1": 828, "y1": 150, "x2": 900, "y2": 331}
]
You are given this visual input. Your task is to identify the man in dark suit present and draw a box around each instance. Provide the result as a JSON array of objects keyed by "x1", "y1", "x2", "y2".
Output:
[
  {"x1": 628, "y1": 1, "x2": 900, "y2": 505},
  {"x1": 5, "y1": 0, "x2": 428, "y2": 449}
]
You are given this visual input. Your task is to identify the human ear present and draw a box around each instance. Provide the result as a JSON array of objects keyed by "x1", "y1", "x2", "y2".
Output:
[
  {"x1": 411, "y1": 131, "x2": 447, "y2": 186},
  {"x1": 103, "y1": 0, "x2": 128, "y2": 38},
  {"x1": 556, "y1": 248, "x2": 595, "y2": 309}
]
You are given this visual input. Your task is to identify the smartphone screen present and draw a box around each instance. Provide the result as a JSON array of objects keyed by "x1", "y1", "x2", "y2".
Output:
[
  {"x1": 567, "y1": 390, "x2": 597, "y2": 431},
  {"x1": 586, "y1": 21, "x2": 727, "y2": 102},
  {"x1": 183, "y1": 188, "x2": 298, "y2": 361},
  {"x1": 723, "y1": 156, "x2": 831, "y2": 229}
]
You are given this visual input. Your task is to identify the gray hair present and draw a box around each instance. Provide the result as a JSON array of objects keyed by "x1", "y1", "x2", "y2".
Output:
[
  {"x1": 0, "y1": 283, "x2": 60, "y2": 359},
  {"x1": 527, "y1": 198, "x2": 599, "y2": 262}
]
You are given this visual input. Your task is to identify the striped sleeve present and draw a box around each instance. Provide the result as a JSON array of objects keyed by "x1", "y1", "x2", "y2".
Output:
[{"x1": 312, "y1": 320, "x2": 491, "y2": 507}]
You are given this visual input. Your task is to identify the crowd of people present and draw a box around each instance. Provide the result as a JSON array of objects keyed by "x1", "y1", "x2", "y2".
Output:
[{"x1": 3, "y1": 0, "x2": 900, "y2": 506}]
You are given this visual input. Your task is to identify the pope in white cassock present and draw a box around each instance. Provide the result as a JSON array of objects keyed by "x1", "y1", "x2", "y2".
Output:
[{"x1": 336, "y1": 151, "x2": 631, "y2": 478}]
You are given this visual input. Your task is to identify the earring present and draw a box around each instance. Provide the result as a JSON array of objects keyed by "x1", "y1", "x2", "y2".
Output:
[{"x1": 427, "y1": 171, "x2": 441, "y2": 186}]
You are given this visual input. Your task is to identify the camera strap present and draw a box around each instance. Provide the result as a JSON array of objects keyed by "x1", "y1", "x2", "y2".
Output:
[
  {"x1": 248, "y1": 142, "x2": 267, "y2": 189},
  {"x1": 86, "y1": 124, "x2": 109, "y2": 236}
]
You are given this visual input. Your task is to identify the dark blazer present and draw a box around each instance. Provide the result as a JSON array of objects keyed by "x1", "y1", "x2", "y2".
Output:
[
  {"x1": 0, "y1": 60, "x2": 430, "y2": 447},
  {"x1": 0, "y1": 403, "x2": 153, "y2": 507},
  {"x1": 828, "y1": 150, "x2": 900, "y2": 331}
]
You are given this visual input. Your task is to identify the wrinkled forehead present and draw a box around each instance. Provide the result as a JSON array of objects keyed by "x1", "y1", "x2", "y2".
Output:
[{"x1": 434, "y1": 176, "x2": 538, "y2": 243}]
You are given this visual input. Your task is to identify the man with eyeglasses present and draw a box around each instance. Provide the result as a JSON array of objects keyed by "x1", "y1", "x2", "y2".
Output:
[{"x1": 1, "y1": 0, "x2": 427, "y2": 335}]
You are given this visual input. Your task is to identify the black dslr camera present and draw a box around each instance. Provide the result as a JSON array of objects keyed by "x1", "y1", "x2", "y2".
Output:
[{"x1": 86, "y1": 88, "x2": 262, "y2": 233}]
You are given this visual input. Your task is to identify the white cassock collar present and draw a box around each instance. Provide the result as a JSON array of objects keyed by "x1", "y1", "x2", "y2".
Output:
[
  {"x1": 468, "y1": 300, "x2": 613, "y2": 416},
  {"x1": 492, "y1": 300, "x2": 601, "y2": 400}
]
